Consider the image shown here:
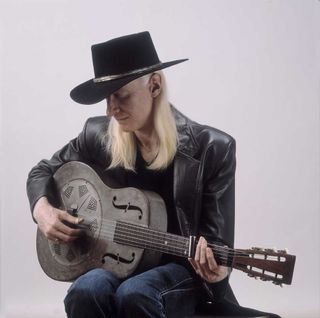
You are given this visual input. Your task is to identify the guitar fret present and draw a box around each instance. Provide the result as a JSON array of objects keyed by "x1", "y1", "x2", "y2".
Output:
[
  {"x1": 114, "y1": 237, "x2": 188, "y2": 257},
  {"x1": 114, "y1": 221, "x2": 189, "y2": 257}
]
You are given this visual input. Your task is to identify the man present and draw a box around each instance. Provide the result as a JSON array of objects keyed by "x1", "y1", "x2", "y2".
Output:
[{"x1": 27, "y1": 31, "x2": 279, "y2": 317}]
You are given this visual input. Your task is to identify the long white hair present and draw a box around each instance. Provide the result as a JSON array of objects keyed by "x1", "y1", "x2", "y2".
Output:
[{"x1": 106, "y1": 71, "x2": 178, "y2": 171}]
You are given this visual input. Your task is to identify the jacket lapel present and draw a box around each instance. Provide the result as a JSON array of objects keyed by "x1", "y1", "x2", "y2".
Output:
[{"x1": 173, "y1": 111, "x2": 201, "y2": 236}]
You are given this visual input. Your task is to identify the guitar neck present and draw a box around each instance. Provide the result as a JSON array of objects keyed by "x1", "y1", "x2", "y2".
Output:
[
  {"x1": 112, "y1": 220, "x2": 295, "y2": 286},
  {"x1": 113, "y1": 220, "x2": 232, "y2": 266}
]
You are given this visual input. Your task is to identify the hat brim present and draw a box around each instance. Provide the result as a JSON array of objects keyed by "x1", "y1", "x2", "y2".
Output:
[{"x1": 70, "y1": 59, "x2": 188, "y2": 105}]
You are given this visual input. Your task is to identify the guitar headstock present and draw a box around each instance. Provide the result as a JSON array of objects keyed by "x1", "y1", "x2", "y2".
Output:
[{"x1": 232, "y1": 247, "x2": 296, "y2": 286}]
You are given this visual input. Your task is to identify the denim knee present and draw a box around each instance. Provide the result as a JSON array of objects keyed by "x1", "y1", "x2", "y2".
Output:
[
  {"x1": 66, "y1": 268, "x2": 118, "y2": 297},
  {"x1": 115, "y1": 277, "x2": 165, "y2": 317},
  {"x1": 116, "y1": 279, "x2": 153, "y2": 304},
  {"x1": 64, "y1": 268, "x2": 120, "y2": 318}
]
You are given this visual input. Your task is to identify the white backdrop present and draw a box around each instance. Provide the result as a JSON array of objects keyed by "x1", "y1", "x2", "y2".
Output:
[{"x1": 0, "y1": 1, "x2": 319, "y2": 317}]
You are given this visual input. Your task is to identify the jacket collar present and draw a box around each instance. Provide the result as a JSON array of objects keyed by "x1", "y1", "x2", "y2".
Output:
[
  {"x1": 171, "y1": 106, "x2": 202, "y2": 236},
  {"x1": 172, "y1": 106, "x2": 199, "y2": 158}
]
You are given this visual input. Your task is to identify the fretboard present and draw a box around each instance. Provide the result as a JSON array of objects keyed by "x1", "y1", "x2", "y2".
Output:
[{"x1": 114, "y1": 220, "x2": 190, "y2": 257}]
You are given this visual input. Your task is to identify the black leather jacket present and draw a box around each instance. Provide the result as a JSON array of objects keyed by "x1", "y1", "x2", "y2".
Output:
[{"x1": 27, "y1": 107, "x2": 237, "y2": 303}]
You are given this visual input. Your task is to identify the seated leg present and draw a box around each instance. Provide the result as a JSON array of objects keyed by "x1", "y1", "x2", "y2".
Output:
[
  {"x1": 64, "y1": 268, "x2": 120, "y2": 318},
  {"x1": 115, "y1": 262, "x2": 200, "y2": 318}
]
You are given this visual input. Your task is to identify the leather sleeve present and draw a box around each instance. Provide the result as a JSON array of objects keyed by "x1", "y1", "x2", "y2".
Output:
[
  {"x1": 26, "y1": 117, "x2": 107, "y2": 217},
  {"x1": 198, "y1": 137, "x2": 236, "y2": 302},
  {"x1": 199, "y1": 137, "x2": 236, "y2": 248}
]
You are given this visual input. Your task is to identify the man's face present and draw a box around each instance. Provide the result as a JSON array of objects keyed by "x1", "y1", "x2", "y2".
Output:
[{"x1": 106, "y1": 76, "x2": 154, "y2": 133}]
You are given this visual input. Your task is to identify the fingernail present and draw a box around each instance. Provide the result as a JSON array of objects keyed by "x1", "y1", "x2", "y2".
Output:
[{"x1": 76, "y1": 218, "x2": 84, "y2": 224}]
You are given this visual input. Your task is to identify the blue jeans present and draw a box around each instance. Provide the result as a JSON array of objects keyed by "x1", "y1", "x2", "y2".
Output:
[{"x1": 64, "y1": 263, "x2": 200, "y2": 318}]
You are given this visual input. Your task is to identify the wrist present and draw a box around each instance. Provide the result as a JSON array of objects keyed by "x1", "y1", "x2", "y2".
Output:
[{"x1": 33, "y1": 197, "x2": 50, "y2": 221}]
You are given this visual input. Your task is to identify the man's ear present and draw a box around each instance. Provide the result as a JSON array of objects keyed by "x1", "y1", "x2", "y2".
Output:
[{"x1": 149, "y1": 73, "x2": 162, "y2": 98}]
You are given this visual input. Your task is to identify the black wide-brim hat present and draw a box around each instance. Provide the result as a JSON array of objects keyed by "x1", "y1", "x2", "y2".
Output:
[{"x1": 70, "y1": 31, "x2": 187, "y2": 105}]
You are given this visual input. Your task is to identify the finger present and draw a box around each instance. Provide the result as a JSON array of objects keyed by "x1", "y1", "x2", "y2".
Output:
[
  {"x1": 58, "y1": 210, "x2": 84, "y2": 225},
  {"x1": 194, "y1": 238, "x2": 201, "y2": 262},
  {"x1": 199, "y1": 254, "x2": 215, "y2": 279},
  {"x1": 41, "y1": 220, "x2": 82, "y2": 240},
  {"x1": 57, "y1": 210, "x2": 85, "y2": 236},
  {"x1": 199, "y1": 237, "x2": 208, "y2": 265},
  {"x1": 189, "y1": 256, "x2": 205, "y2": 277},
  {"x1": 55, "y1": 221, "x2": 84, "y2": 237},
  {"x1": 206, "y1": 247, "x2": 218, "y2": 272},
  {"x1": 46, "y1": 213, "x2": 83, "y2": 237}
]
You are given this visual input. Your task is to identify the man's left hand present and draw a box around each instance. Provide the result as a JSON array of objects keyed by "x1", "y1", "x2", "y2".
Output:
[{"x1": 188, "y1": 236, "x2": 229, "y2": 283}]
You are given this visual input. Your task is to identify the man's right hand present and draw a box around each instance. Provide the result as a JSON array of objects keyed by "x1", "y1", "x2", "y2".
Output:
[{"x1": 33, "y1": 197, "x2": 84, "y2": 243}]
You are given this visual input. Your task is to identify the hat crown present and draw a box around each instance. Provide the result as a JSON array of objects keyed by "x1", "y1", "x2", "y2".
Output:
[{"x1": 92, "y1": 31, "x2": 160, "y2": 78}]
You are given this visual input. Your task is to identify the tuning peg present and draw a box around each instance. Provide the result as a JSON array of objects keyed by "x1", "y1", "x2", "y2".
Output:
[
  {"x1": 265, "y1": 248, "x2": 277, "y2": 253},
  {"x1": 273, "y1": 281, "x2": 283, "y2": 287},
  {"x1": 251, "y1": 247, "x2": 263, "y2": 251},
  {"x1": 277, "y1": 248, "x2": 289, "y2": 254},
  {"x1": 247, "y1": 273, "x2": 254, "y2": 277}
]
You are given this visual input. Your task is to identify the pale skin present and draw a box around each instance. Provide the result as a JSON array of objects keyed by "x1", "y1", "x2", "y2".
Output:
[{"x1": 33, "y1": 73, "x2": 229, "y2": 283}]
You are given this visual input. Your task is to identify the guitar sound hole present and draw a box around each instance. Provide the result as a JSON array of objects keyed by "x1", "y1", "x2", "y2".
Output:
[
  {"x1": 64, "y1": 186, "x2": 74, "y2": 198},
  {"x1": 87, "y1": 197, "x2": 97, "y2": 211},
  {"x1": 101, "y1": 252, "x2": 136, "y2": 264},
  {"x1": 53, "y1": 243, "x2": 61, "y2": 255},
  {"x1": 88, "y1": 219, "x2": 98, "y2": 233},
  {"x1": 79, "y1": 185, "x2": 89, "y2": 197}
]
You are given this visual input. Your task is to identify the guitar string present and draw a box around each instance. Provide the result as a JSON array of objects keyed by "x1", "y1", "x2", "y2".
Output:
[
  {"x1": 92, "y1": 225, "x2": 230, "y2": 262},
  {"x1": 82, "y1": 217, "x2": 250, "y2": 259},
  {"x1": 66, "y1": 184, "x2": 287, "y2": 260},
  {"x1": 94, "y1": 228, "x2": 230, "y2": 266},
  {"x1": 98, "y1": 224, "x2": 197, "y2": 256},
  {"x1": 83, "y1": 219, "x2": 244, "y2": 261},
  {"x1": 70, "y1": 224, "x2": 289, "y2": 280},
  {"x1": 76, "y1": 217, "x2": 289, "y2": 270},
  {"x1": 60, "y1": 181, "x2": 287, "y2": 277},
  {"x1": 96, "y1": 227, "x2": 283, "y2": 280},
  {"x1": 99, "y1": 228, "x2": 284, "y2": 280},
  {"x1": 63, "y1": 223, "x2": 282, "y2": 277},
  {"x1": 60, "y1": 225, "x2": 283, "y2": 280},
  {"x1": 77, "y1": 208, "x2": 251, "y2": 258},
  {"x1": 98, "y1": 220, "x2": 220, "y2": 254},
  {"x1": 96, "y1": 219, "x2": 188, "y2": 248},
  {"x1": 119, "y1": 220, "x2": 250, "y2": 257},
  {"x1": 99, "y1": 218, "x2": 250, "y2": 258}
]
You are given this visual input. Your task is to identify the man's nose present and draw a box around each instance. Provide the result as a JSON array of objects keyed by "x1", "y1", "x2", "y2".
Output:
[{"x1": 107, "y1": 95, "x2": 120, "y2": 116}]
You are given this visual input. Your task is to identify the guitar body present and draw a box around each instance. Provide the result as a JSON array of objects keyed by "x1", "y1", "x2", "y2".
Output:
[{"x1": 36, "y1": 161, "x2": 167, "y2": 281}]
